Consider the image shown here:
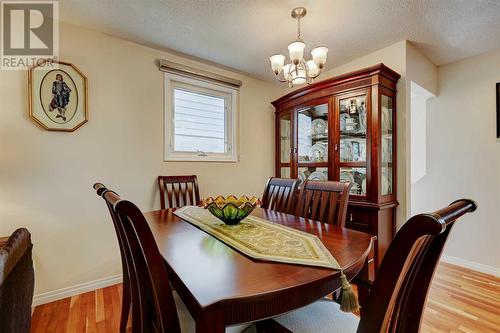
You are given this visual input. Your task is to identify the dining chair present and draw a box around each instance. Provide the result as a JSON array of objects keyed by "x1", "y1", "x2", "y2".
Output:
[
  {"x1": 294, "y1": 180, "x2": 351, "y2": 226},
  {"x1": 0, "y1": 228, "x2": 34, "y2": 333},
  {"x1": 158, "y1": 175, "x2": 201, "y2": 209},
  {"x1": 94, "y1": 183, "x2": 132, "y2": 333},
  {"x1": 95, "y1": 183, "x2": 254, "y2": 333},
  {"x1": 261, "y1": 177, "x2": 300, "y2": 214},
  {"x1": 259, "y1": 199, "x2": 477, "y2": 333}
]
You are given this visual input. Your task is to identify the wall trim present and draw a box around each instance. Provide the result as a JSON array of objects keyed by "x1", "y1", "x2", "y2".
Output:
[
  {"x1": 33, "y1": 274, "x2": 123, "y2": 306},
  {"x1": 441, "y1": 255, "x2": 500, "y2": 277}
]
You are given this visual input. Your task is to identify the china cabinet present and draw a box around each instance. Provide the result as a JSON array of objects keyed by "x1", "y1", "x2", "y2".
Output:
[{"x1": 272, "y1": 63, "x2": 400, "y2": 274}]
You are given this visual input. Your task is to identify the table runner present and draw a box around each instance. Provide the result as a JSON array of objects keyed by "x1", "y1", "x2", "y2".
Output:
[
  {"x1": 175, "y1": 205, "x2": 341, "y2": 270},
  {"x1": 174, "y1": 206, "x2": 360, "y2": 312}
]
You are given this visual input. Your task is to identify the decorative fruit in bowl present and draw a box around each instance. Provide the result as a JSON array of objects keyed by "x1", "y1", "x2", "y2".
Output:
[{"x1": 201, "y1": 195, "x2": 261, "y2": 225}]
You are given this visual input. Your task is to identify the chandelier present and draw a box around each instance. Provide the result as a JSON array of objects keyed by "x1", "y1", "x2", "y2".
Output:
[{"x1": 269, "y1": 7, "x2": 328, "y2": 87}]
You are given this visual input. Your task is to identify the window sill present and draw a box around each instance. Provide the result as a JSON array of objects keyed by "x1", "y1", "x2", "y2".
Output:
[{"x1": 164, "y1": 154, "x2": 238, "y2": 163}]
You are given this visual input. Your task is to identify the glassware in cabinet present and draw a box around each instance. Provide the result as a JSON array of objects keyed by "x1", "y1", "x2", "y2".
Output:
[
  {"x1": 297, "y1": 102, "x2": 329, "y2": 182},
  {"x1": 340, "y1": 167, "x2": 367, "y2": 196},
  {"x1": 339, "y1": 95, "x2": 367, "y2": 163}
]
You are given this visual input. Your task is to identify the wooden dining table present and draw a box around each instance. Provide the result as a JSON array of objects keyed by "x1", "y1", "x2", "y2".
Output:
[{"x1": 144, "y1": 207, "x2": 374, "y2": 333}]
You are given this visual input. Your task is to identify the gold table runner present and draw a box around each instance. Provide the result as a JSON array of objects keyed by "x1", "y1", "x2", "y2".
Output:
[{"x1": 174, "y1": 206, "x2": 341, "y2": 270}]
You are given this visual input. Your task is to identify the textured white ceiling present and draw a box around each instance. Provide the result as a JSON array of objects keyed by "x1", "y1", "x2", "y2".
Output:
[{"x1": 59, "y1": 0, "x2": 500, "y2": 81}]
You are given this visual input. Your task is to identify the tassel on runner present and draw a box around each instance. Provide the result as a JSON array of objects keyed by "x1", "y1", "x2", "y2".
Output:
[{"x1": 339, "y1": 271, "x2": 360, "y2": 313}]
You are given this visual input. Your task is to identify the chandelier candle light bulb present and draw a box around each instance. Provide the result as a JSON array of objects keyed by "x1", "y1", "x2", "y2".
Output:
[
  {"x1": 288, "y1": 41, "x2": 306, "y2": 64},
  {"x1": 270, "y1": 54, "x2": 285, "y2": 74},
  {"x1": 311, "y1": 47, "x2": 328, "y2": 68},
  {"x1": 269, "y1": 7, "x2": 328, "y2": 87},
  {"x1": 306, "y1": 60, "x2": 320, "y2": 77}
]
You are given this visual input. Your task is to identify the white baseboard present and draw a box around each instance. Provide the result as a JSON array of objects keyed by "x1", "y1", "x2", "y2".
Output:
[
  {"x1": 441, "y1": 255, "x2": 500, "y2": 277},
  {"x1": 32, "y1": 274, "x2": 123, "y2": 306}
]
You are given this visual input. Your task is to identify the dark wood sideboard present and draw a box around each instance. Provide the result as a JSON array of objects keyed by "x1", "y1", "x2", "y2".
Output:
[{"x1": 271, "y1": 63, "x2": 400, "y2": 277}]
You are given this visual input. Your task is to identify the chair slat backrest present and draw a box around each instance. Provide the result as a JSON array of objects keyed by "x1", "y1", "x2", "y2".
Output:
[
  {"x1": 357, "y1": 199, "x2": 477, "y2": 333},
  {"x1": 295, "y1": 180, "x2": 351, "y2": 226},
  {"x1": 261, "y1": 177, "x2": 300, "y2": 214},
  {"x1": 158, "y1": 175, "x2": 200, "y2": 209},
  {"x1": 95, "y1": 183, "x2": 180, "y2": 333}
]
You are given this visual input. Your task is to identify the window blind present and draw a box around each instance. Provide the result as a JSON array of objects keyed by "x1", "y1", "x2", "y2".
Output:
[{"x1": 174, "y1": 88, "x2": 226, "y2": 153}]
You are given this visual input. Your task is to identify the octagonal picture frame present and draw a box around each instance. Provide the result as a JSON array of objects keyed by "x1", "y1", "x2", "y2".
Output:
[{"x1": 28, "y1": 60, "x2": 88, "y2": 132}]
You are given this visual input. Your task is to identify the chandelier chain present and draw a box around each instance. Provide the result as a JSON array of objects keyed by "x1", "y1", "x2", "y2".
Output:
[{"x1": 297, "y1": 17, "x2": 302, "y2": 40}]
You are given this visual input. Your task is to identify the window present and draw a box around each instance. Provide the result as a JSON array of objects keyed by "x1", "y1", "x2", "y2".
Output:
[{"x1": 164, "y1": 72, "x2": 238, "y2": 162}]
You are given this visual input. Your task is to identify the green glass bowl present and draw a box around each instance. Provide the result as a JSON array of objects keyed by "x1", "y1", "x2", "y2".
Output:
[{"x1": 202, "y1": 195, "x2": 261, "y2": 225}]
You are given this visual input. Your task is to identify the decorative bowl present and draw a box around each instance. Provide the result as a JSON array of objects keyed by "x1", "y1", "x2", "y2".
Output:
[{"x1": 201, "y1": 195, "x2": 261, "y2": 225}]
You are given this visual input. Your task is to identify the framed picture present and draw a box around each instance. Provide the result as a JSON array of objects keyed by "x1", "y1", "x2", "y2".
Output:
[
  {"x1": 497, "y1": 82, "x2": 500, "y2": 138},
  {"x1": 28, "y1": 60, "x2": 88, "y2": 132}
]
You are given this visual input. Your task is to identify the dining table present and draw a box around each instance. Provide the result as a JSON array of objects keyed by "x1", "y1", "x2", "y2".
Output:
[{"x1": 144, "y1": 207, "x2": 374, "y2": 333}]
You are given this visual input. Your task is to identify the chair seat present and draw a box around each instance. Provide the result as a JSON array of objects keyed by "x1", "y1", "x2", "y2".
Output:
[
  {"x1": 274, "y1": 299, "x2": 359, "y2": 333},
  {"x1": 173, "y1": 292, "x2": 256, "y2": 333}
]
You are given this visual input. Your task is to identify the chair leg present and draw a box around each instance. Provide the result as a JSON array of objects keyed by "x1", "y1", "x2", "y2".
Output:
[
  {"x1": 332, "y1": 289, "x2": 341, "y2": 302},
  {"x1": 120, "y1": 282, "x2": 131, "y2": 333}
]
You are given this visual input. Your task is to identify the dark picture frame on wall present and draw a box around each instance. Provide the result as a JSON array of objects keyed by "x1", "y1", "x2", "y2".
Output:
[{"x1": 497, "y1": 83, "x2": 500, "y2": 138}]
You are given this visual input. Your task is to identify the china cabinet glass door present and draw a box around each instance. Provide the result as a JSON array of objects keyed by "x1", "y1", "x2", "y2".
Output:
[
  {"x1": 278, "y1": 111, "x2": 292, "y2": 178},
  {"x1": 381, "y1": 94, "x2": 394, "y2": 196},
  {"x1": 296, "y1": 101, "x2": 329, "y2": 183},
  {"x1": 338, "y1": 92, "x2": 368, "y2": 197}
]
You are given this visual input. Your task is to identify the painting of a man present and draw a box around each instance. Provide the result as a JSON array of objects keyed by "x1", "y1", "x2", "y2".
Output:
[
  {"x1": 49, "y1": 74, "x2": 72, "y2": 121},
  {"x1": 29, "y1": 61, "x2": 87, "y2": 131}
]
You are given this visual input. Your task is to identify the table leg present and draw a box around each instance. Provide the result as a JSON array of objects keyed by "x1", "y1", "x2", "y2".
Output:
[
  {"x1": 357, "y1": 260, "x2": 370, "y2": 316},
  {"x1": 356, "y1": 237, "x2": 375, "y2": 317},
  {"x1": 195, "y1": 308, "x2": 225, "y2": 333}
]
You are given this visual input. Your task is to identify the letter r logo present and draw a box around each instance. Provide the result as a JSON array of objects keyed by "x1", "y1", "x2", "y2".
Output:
[{"x1": 1, "y1": 1, "x2": 58, "y2": 56}]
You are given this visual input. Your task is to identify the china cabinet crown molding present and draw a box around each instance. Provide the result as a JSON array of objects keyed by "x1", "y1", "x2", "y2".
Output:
[{"x1": 272, "y1": 63, "x2": 400, "y2": 109}]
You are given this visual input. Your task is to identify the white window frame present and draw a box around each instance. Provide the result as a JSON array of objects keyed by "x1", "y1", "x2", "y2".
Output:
[{"x1": 164, "y1": 72, "x2": 238, "y2": 162}]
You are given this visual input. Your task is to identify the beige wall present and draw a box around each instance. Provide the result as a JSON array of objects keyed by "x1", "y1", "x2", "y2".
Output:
[
  {"x1": 405, "y1": 42, "x2": 438, "y2": 219},
  {"x1": 406, "y1": 42, "x2": 438, "y2": 96},
  {"x1": 412, "y1": 49, "x2": 500, "y2": 271},
  {"x1": 0, "y1": 22, "x2": 284, "y2": 297}
]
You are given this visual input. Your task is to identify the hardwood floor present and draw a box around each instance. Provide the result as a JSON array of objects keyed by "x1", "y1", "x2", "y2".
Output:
[
  {"x1": 31, "y1": 283, "x2": 130, "y2": 333},
  {"x1": 421, "y1": 263, "x2": 500, "y2": 333},
  {"x1": 31, "y1": 262, "x2": 500, "y2": 333}
]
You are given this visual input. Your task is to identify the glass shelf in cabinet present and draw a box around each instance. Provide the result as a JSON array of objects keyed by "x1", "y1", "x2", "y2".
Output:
[
  {"x1": 338, "y1": 161, "x2": 366, "y2": 167},
  {"x1": 298, "y1": 162, "x2": 329, "y2": 167},
  {"x1": 340, "y1": 131, "x2": 367, "y2": 138}
]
